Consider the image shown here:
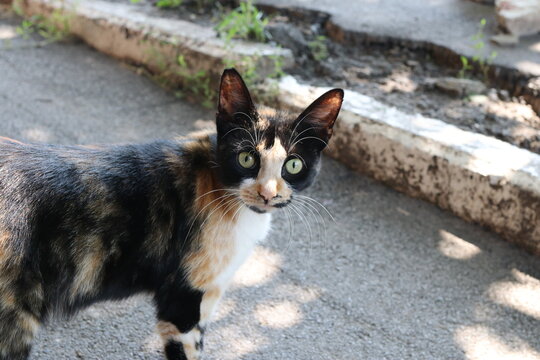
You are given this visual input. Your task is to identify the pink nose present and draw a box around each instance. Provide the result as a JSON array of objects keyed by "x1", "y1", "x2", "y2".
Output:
[
  {"x1": 258, "y1": 182, "x2": 278, "y2": 202},
  {"x1": 258, "y1": 191, "x2": 277, "y2": 202}
]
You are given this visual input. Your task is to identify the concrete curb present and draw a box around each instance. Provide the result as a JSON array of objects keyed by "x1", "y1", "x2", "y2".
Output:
[
  {"x1": 19, "y1": 0, "x2": 293, "y2": 81},
  {"x1": 275, "y1": 76, "x2": 540, "y2": 253},
  {"x1": 13, "y1": 0, "x2": 540, "y2": 252}
]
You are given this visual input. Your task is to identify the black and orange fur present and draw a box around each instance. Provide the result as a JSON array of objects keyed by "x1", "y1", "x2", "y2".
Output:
[{"x1": 0, "y1": 69, "x2": 343, "y2": 359}]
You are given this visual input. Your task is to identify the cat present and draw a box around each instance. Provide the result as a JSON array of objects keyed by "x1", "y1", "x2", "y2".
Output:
[{"x1": 0, "y1": 68, "x2": 343, "y2": 360}]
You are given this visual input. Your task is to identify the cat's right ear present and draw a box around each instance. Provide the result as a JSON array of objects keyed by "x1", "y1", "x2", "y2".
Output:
[{"x1": 217, "y1": 68, "x2": 255, "y2": 127}]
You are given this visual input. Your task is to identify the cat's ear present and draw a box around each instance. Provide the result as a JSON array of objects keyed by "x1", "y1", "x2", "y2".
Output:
[
  {"x1": 293, "y1": 89, "x2": 344, "y2": 149},
  {"x1": 217, "y1": 68, "x2": 255, "y2": 122}
]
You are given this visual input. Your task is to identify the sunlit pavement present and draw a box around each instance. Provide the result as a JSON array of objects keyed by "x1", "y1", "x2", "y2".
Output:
[{"x1": 1, "y1": 12, "x2": 540, "y2": 360}]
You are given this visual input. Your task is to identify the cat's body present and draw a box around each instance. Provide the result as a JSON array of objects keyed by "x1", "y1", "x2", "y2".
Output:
[{"x1": 0, "y1": 69, "x2": 343, "y2": 360}]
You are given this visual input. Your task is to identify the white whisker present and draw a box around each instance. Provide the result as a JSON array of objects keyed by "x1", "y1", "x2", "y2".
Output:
[
  {"x1": 295, "y1": 195, "x2": 335, "y2": 222},
  {"x1": 287, "y1": 110, "x2": 316, "y2": 148},
  {"x1": 184, "y1": 192, "x2": 238, "y2": 242},
  {"x1": 290, "y1": 136, "x2": 328, "y2": 150},
  {"x1": 222, "y1": 126, "x2": 256, "y2": 148},
  {"x1": 289, "y1": 126, "x2": 319, "y2": 149},
  {"x1": 290, "y1": 152, "x2": 307, "y2": 169}
]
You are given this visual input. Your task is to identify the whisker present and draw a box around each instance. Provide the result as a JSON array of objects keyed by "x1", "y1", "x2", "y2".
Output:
[
  {"x1": 288, "y1": 202, "x2": 313, "y2": 248},
  {"x1": 294, "y1": 199, "x2": 327, "y2": 247},
  {"x1": 284, "y1": 206, "x2": 294, "y2": 252},
  {"x1": 287, "y1": 110, "x2": 315, "y2": 148},
  {"x1": 290, "y1": 136, "x2": 328, "y2": 150},
  {"x1": 290, "y1": 152, "x2": 307, "y2": 169},
  {"x1": 289, "y1": 202, "x2": 315, "y2": 267},
  {"x1": 233, "y1": 111, "x2": 260, "y2": 144},
  {"x1": 228, "y1": 199, "x2": 246, "y2": 224},
  {"x1": 295, "y1": 195, "x2": 335, "y2": 222},
  {"x1": 214, "y1": 198, "x2": 243, "y2": 231},
  {"x1": 222, "y1": 126, "x2": 256, "y2": 148},
  {"x1": 195, "y1": 196, "x2": 241, "y2": 239},
  {"x1": 184, "y1": 192, "x2": 238, "y2": 242},
  {"x1": 236, "y1": 140, "x2": 257, "y2": 153},
  {"x1": 289, "y1": 126, "x2": 319, "y2": 149},
  {"x1": 234, "y1": 111, "x2": 256, "y2": 124},
  {"x1": 192, "y1": 188, "x2": 239, "y2": 205}
]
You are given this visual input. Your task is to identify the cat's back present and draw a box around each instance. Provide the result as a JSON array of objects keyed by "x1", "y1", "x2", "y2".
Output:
[
  {"x1": 0, "y1": 137, "x2": 186, "y2": 235},
  {"x1": 0, "y1": 137, "x2": 177, "y2": 190}
]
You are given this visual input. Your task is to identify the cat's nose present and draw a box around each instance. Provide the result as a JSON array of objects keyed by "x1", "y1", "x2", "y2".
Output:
[
  {"x1": 258, "y1": 181, "x2": 278, "y2": 203},
  {"x1": 258, "y1": 191, "x2": 279, "y2": 203}
]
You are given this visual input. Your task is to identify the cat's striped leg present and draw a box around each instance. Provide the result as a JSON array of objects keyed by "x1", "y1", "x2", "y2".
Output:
[{"x1": 0, "y1": 307, "x2": 40, "y2": 360}]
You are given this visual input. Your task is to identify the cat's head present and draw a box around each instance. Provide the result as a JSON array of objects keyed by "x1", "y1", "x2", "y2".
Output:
[{"x1": 215, "y1": 68, "x2": 343, "y2": 214}]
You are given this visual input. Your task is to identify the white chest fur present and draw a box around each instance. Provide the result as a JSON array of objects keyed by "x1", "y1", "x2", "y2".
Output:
[
  {"x1": 185, "y1": 206, "x2": 272, "y2": 291},
  {"x1": 212, "y1": 208, "x2": 272, "y2": 288}
]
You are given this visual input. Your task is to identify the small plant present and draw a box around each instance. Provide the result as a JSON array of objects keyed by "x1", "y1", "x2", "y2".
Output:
[
  {"x1": 15, "y1": 19, "x2": 35, "y2": 39},
  {"x1": 216, "y1": 0, "x2": 268, "y2": 42},
  {"x1": 195, "y1": 0, "x2": 214, "y2": 9},
  {"x1": 308, "y1": 35, "x2": 329, "y2": 62},
  {"x1": 15, "y1": 10, "x2": 71, "y2": 43},
  {"x1": 269, "y1": 54, "x2": 285, "y2": 78},
  {"x1": 459, "y1": 18, "x2": 498, "y2": 80},
  {"x1": 458, "y1": 56, "x2": 473, "y2": 79},
  {"x1": 222, "y1": 53, "x2": 284, "y2": 101},
  {"x1": 11, "y1": 0, "x2": 24, "y2": 17},
  {"x1": 175, "y1": 55, "x2": 215, "y2": 108},
  {"x1": 156, "y1": 0, "x2": 183, "y2": 9}
]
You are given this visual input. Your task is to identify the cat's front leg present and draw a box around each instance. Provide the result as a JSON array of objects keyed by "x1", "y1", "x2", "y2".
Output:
[
  {"x1": 155, "y1": 282, "x2": 204, "y2": 360},
  {"x1": 156, "y1": 285, "x2": 223, "y2": 360},
  {"x1": 157, "y1": 322, "x2": 204, "y2": 360},
  {"x1": 199, "y1": 286, "x2": 223, "y2": 328}
]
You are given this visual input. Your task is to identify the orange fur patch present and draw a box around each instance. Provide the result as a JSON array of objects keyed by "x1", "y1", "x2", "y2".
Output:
[
  {"x1": 156, "y1": 321, "x2": 180, "y2": 340},
  {"x1": 184, "y1": 223, "x2": 237, "y2": 290},
  {"x1": 183, "y1": 134, "x2": 244, "y2": 290}
]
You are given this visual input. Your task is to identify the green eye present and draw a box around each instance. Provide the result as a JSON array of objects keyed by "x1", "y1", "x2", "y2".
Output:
[
  {"x1": 285, "y1": 158, "x2": 303, "y2": 174},
  {"x1": 238, "y1": 152, "x2": 256, "y2": 168}
]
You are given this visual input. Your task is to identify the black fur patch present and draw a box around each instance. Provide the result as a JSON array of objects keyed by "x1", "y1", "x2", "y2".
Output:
[{"x1": 164, "y1": 340, "x2": 188, "y2": 360}]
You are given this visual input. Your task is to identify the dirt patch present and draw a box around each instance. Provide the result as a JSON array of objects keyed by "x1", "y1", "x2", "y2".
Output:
[
  {"x1": 270, "y1": 15, "x2": 540, "y2": 154},
  {"x1": 328, "y1": 45, "x2": 540, "y2": 154},
  {"x1": 105, "y1": 0, "x2": 540, "y2": 154}
]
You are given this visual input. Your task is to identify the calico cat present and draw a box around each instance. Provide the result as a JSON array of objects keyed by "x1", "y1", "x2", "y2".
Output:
[{"x1": 0, "y1": 68, "x2": 343, "y2": 360}]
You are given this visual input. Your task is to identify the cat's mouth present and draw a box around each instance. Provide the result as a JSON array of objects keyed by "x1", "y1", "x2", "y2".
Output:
[{"x1": 246, "y1": 200, "x2": 291, "y2": 214}]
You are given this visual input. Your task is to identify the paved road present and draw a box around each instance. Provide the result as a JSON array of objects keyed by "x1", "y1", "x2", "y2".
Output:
[
  {"x1": 259, "y1": 0, "x2": 540, "y2": 78},
  {"x1": 2, "y1": 10, "x2": 540, "y2": 360}
]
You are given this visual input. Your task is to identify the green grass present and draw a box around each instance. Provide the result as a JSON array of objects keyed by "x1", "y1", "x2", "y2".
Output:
[
  {"x1": 459, "y1": 18, "x2": 498, "y2": 80},
  {"x1": 175, "y1": 55, "x2": 215, "y2": 108},
  {"x1": 308, "y1": 35, "x2": 329, "y2": 62},
  {"x1": 216, "y1": 0, "x2": 268, "y2": 42},
  {"x1": 15, "y1": 11, "x2": 71, "y2": 43},
  {"x1": 155, "y1": 0, "x2": 183, "y2": 9}
]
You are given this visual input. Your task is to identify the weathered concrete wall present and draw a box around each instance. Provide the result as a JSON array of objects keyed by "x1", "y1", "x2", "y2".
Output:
[{"x1": 20, "y1": 0, "x2": 293, "y2": 83}]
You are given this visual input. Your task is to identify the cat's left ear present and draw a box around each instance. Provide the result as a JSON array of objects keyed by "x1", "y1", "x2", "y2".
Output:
[
  {"x1": 217, "y1": 68, "x2": 255, "y2": 126},
  {"x1": 293, "y1": 89, "x2": 344, "y2": 149}
]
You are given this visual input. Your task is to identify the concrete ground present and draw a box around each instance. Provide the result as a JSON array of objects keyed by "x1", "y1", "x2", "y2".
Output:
[
  {"x1": 2, "y1": 11, "x2": 540, "y2": 360},
  {"x1": 259, "y1": 0, "x2": 540, "y2": 77}
]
